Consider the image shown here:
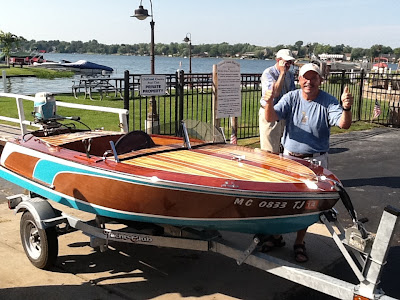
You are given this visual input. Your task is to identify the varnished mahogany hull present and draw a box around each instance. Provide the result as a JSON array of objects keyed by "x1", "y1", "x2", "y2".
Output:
[{"x1": 0, "y1": 132, "x2": 341, "y2": 235}]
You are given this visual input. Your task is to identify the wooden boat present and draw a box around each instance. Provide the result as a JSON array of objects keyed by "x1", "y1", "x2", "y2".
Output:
[{"x1": 0, "y1": 103, "x2": 346, "y2": 235}]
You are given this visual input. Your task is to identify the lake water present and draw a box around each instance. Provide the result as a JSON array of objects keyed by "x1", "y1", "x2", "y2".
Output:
[
  {"x1": 1, "y1": 53, "x2": 275, "y2": 95},
  {"x1": 1, "y1": 53, "x2": 398, "y2": 95}
]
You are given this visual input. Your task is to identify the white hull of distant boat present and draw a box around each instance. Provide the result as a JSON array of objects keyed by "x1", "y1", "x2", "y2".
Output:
[
  {"x1": 33, "y1": 60, "x2": 113, "y2": 75},
  {"x1": 32, "y1": 61, "x2": 68, "y2": 70}
]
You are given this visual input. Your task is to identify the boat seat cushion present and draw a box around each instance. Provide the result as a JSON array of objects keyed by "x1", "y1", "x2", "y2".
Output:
[{"x1": 114, "y1": 131, "x2": 156, "y2": 154}]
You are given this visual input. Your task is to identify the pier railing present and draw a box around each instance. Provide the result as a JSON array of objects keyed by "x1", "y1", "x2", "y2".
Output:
[
  {"x1": 0, "y1": 92, "x2": 129, "y2": 135},
  {"x1": 122, "y1": 70, "x2": 400, "y2": 139}
]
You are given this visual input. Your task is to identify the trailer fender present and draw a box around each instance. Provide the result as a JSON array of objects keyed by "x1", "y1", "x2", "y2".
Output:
[{"x1": 14, "y1": 196, "x2": 62, "y2": 229}]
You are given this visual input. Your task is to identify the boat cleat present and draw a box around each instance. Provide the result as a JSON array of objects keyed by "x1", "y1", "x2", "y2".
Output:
[
  {"x1": 308, "y1": 158, "x2": 322, "y2": 166},
  {"x1": 230, "y1": 153, "x2": 245, "y2": 162}
]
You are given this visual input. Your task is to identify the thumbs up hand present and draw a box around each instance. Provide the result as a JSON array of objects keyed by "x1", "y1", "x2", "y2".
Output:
[
  {"x1": 341, "y1": 85, "x2": 353, "y2": 110},
  {"x1": 263, "y1": 83, "x2": 276, "y2": 105},
  {"x1": 264, "y1": 87, "x2": 273, "y2": 102}
]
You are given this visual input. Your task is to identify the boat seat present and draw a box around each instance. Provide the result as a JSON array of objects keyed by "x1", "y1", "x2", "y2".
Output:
[{"x1": 114, "y1": 130, "x2": 156, "y2": 155}]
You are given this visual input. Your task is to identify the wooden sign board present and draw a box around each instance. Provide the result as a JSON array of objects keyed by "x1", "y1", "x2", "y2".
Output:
[{"x1": 214, "y1": 60, "x2": 241, "y2": 119}]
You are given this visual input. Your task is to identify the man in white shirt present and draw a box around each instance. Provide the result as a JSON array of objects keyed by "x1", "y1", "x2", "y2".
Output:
[{"x1": 259, "y1": 49, "x2": 296, "y2": 153}]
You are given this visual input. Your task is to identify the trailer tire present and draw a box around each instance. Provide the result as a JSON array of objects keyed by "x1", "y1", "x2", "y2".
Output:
[{"x1": 20, "y1": 211, "x2": 58, "y2": 269}]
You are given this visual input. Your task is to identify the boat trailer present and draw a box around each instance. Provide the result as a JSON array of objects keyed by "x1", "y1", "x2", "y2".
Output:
[{"x1": 8, "y1": 193, "x2": 399, "y2": 300}]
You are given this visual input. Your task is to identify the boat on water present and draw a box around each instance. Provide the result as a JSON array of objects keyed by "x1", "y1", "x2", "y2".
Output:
[
  {"x1": 1, "y1": 50, "x2": 45, "y2": 66},
  {"x1": 0, "y1": 93, "x2": 354, "y2": 236},
  {"x1": 32, "y1": 59, "x2": 113, "y2": 75}
]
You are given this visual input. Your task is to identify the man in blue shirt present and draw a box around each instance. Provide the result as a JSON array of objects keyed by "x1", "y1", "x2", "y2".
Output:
[
  {"x1": 259, "y1": 49, "x2": 296, "y2": 153},
  {"x1": 264, "y1": 63, "x2": 354, "y2": 262}
]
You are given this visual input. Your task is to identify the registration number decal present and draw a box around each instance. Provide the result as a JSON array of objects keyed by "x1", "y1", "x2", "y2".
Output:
[{"x1": 234, "y1": 198, "x2": 319, "y2": 210}]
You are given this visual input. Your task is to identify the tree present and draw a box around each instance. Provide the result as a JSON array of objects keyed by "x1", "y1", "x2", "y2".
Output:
[
  {"x1": 393, "y1": 48, "x2": 400, "y2": 60},
  {"x1": 332, "y1": 44, "x2": 344, "y2": 54},
  {"x1": 209, "y1": 44, "x2": 220, "y2": 57},
  {"x1": 343, "y1": 45, "x2": 352, "y2": 54},
  {"x1": 369, "y1": 44, "x2": 383, "y2": 59},
  {"x1": 295, "y1": 40, "x2": 303, "y2": 52},
  {"x1": 0, "y1": 31, "x2": 24, "y2": 66},
  {"x1": 351, "y1": 48, "x2": 365, "y2": 61}
]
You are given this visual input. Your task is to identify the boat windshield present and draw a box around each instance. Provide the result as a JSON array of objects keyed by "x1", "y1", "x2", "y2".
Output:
[
  {"x1": 182, "y1": 119, "x2": 226, "y2": 145},
  {"x1": 108, "y1": 120, "x2": 226, "y2": 161}
]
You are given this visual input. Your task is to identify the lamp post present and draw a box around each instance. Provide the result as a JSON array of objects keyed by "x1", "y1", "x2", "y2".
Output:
[
  {"x1": 305, "y1": 44, "x2": 310, "y2": 60},
  {"x1": 183, "y1": 33, "x2": 192, "y2": 74},
  {"x1": 131, "y1": 0, "x2": 158, "y2": 131}
]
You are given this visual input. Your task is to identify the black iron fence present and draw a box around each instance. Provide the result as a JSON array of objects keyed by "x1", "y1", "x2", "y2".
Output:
[
  {"x1": 321, "y1": 70, "x2": 400, "y2": 127},
  {"x1": 122, "y1": 70, "x2": 400, "y2": 139}
]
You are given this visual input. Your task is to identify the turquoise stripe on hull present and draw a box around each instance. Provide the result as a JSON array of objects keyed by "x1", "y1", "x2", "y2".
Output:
[{"x1": 1, "y1": 167, "x2": 320, "y2": 235}]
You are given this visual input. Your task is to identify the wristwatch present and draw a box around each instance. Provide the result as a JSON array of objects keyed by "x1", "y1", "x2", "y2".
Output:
[{"x1": 342, "y1": 106, "x2": 352, "y2": 111}]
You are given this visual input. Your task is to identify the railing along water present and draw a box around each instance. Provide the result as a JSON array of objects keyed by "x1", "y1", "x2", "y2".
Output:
[{"x1": 0, "y1": 92, "x2": 129, "y2": 135}]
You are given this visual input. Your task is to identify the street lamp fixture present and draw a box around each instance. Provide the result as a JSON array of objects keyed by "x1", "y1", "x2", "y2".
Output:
[
  {"x1": 131, "y1": 0, "x2": 155, "y2": 74},
  {"x1": 183, "y1": 33, "x2": 192, "y2": 74},
  {"x1": 131, "y1": 0, "x2": 158, "y2": 131},
  {"x1": 133, "y1": 5, "x2": 149, "y2": 20}
]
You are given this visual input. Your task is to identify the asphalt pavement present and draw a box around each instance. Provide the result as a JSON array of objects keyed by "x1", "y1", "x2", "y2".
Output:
[{"x1": 0, "y1": 127, "x2": 399, "y2": 300}]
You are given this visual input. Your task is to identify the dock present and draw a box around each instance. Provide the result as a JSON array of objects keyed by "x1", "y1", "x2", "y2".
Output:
[{"x1": 0, "y1": 124, "x2": 22, "y2": 142}]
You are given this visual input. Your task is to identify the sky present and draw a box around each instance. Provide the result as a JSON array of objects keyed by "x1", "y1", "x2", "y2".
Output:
[{"x1": 1, "y1": 0, "x2": 399, "y2": 49}]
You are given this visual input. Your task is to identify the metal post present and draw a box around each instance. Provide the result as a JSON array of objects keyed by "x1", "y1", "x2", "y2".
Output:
[
  {"x1": 131, "y1": 0, "x2": 158, "y2": 133},
  {"x1": 357, "y1": 69, "x2": 364, "y2": 121},
  {"x1": 149, "y1": 2, "x2": 157, "y2": 126},
  {"x1": 178, "y1": 70, "x2": 185, "y2": 127},
  {"x1": 183, "y1": 33, "x2": 192, "y2": 74},
  {"x1": 148, "y1": 11, "x2": 159, "y2": 133},
  {"x1": 189, "y1": 40, "x2": 192, "y2": 74},
  {"x1": 123, "y1": 70, "x2": 130, "y2": 130},
  {"x1": 150, "y1": 20, "x2": 155, "y2": 75},
  {"x1": 358, "y1": 206, "x2": 400, "y2": 298}
]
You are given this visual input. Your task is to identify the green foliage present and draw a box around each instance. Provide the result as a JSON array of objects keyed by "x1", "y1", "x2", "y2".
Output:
[
  {"x1": 0, "y1": 66, "x2": 74, "y2": 78},
  {"x1": 28, "y1": 68, "x2": 74, "y2": 79},
  {"x1": 11, "y1": 38, "x2": 400, "y2": 61},
  {"x1": 0, "y1": 31, "x2": 25, "y2": 66},
  {"x1": 328, "y1": 76, "x2": 351, "y2": 85}
]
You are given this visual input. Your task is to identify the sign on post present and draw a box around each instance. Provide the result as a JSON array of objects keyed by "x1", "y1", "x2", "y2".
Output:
[
  {"x1": 140, "y1": 75, "x2": 167, "y2": 96},
  {"x1": 215, "y1": 60, "x2": 241, "y2": 119}
]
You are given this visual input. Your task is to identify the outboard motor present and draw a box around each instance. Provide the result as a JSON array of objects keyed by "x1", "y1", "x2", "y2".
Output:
[
  {"x1": 31, "y1": 92, "x2": 85, "y2": 135},
  {"x1": 33, "y1": 92, "x2": 57, "y2": 123}
]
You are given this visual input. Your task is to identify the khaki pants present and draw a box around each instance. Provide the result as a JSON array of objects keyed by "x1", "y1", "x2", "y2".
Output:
[
  {"x1": 259, "y1": 107, "x2": 285, "y2": 153},
  {"x1": 283, "y1": 149, "x2": 330, "y2": 169}
]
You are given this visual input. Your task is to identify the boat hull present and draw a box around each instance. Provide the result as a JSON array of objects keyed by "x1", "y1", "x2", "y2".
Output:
[{"x1": 0, "y1": 134, "x2": 340, "y2": 235}]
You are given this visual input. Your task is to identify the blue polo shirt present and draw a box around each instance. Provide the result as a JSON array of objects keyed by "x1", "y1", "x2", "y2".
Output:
[{"x1": 274, "y1": 89, "x2": 343, "y2": 154}]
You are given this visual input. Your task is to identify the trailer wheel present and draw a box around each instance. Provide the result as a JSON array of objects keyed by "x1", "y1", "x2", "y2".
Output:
[{"x1": 20, "y1": 211, "x2": 58, "y2": 269}]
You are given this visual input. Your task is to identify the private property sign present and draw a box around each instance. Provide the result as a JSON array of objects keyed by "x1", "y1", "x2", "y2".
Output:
[{"x1": 140, "y1": 75, "x2": 167, "y2": 96}]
